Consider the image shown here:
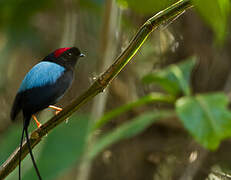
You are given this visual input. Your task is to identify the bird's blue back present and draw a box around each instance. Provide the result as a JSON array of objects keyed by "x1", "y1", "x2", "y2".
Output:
[{"x1": 19, "y1": 61, "x2": 65, "y2": 93}]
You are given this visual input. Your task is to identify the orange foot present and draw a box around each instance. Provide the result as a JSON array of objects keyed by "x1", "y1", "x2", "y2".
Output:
[
  {"x1": 49, "y1": 105, "x2": 63, "y2": 115},
  {"x1": 49, "y1": 105, "x2": 69, "y2": 123},
  {"x1": 32, "y1": 114, "x2": 41, "y2": 128}
]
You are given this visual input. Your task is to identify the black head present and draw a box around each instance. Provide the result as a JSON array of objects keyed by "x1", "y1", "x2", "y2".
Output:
[{"x1": 42, "y1": 47, "x2": 85, "y2": 69}]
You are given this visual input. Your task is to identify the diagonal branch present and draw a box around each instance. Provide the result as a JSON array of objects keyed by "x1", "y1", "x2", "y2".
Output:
[{"x1": 0, "y1": 0, "x2": 193, "y2": 179}]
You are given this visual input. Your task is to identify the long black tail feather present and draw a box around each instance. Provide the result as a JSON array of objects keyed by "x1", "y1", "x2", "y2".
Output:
[
  {"x1": 19, "y1": 117, "x2": 42, "y2": 180},
  {"x1": 19, "y1": 122, "x2": 25, "y2": 180}
]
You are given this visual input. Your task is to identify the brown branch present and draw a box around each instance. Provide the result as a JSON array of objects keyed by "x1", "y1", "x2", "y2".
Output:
[{"x1": 0, "y1": 0, "x2": 193, "y2": 179}]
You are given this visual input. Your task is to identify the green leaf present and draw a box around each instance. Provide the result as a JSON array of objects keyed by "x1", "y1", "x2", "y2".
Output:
[
  {"x1": 23, "y1": 114, "x2": 91, "y2": 180},
  {"x1": 192, "y1": 0, "x2": 230, "y2": 43},
  {"x1": 142, "y1": 57, "x2": 196, "y2": 96},
  {"x1": 116, "y1": 0, "x2": 177, "y2": 14},
  {"x1": 176, "y1": 93, "x2": 231, "y2": 150},
  {"x1": 93, "y1": 93, "x2": 175, "y2": 131},
  {"x1": 89, "y1": 111, "x2": 173, "y2": 159}
]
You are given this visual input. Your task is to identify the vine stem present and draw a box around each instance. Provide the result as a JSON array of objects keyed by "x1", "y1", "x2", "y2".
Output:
[{"x1": 0, "y1": 0, "x2": 193, "y2": 179}]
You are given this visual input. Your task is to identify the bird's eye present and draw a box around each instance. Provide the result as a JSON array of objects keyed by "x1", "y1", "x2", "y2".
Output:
[{"x1": 68, "y1": 52, "x2": 72, "y2": 56}]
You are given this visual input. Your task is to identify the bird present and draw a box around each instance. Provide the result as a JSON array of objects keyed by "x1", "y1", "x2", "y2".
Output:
[{"x1": 10, "y1": 47, "x2": 85, "y2": 180}]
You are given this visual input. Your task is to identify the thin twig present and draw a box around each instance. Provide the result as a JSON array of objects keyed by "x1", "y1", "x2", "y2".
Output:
[{"x1": 0, "y1": 0, "x2": 193, "y2": 179}]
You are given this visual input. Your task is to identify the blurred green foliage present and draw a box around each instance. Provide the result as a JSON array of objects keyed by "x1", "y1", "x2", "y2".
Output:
[
  {"x1": 89, "y1": 111, "x2": 173, "y2": 159},
  {"x1": 192, "y1": 0, "x2": 230, "y2": 43},
  {"x1": 116, "y1": 0, "x2": 230, "y2": 43},
  {"x1": 0, "y1": 126, "x2": 22, "y2": 165},
  {"x1": 94, "y1": 92, "x2": 175, "y2": 130},
  {"x1": 0, "y1": 0, "x2": 229, "y2": 50},
  {"x1": 0, "y1": 0, "x2": 53, "y2": 48}
]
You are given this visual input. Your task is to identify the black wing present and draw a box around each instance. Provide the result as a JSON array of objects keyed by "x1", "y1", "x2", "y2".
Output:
[{"x1": 11, "y1": 93, "x2": 22, "y2": 121}]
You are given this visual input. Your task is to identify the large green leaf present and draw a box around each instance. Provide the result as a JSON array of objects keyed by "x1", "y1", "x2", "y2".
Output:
[
  {"x1": 142, "y1": 57, "x2": 196, "y2": 96},
  {"x1": 23, "y1": 114, "x2": 91, "y2": 180},
  {"x1": 89, "y1": 111, "x2": 172, "y2": 159},
  {"x1": 192, "y1": 0, "x2": 230, "y2": 43},
  {"x1": 176, "y1": 93, "x2": 231, "y2": 150},
  {"x1": 116, "y1": 0, "x2": 176, "y2": 14}
]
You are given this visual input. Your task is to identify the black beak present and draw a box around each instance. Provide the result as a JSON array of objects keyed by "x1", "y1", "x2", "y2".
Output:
[{"x1": 80, "y1": 53, "x2": 85, "y2": 57}]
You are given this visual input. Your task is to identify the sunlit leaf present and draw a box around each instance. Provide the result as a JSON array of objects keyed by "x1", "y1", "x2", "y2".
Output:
[
  {"x1": 176, "y1": 93, "x2": 231, "y2": 150},
  {"x1": 142, "y1": 57, "x2": 196, "y2": 96},
  {"x1": 23, "y1": 114, "x2": 91, "y2": 180},
  {"x1": 89, "y1": 111, "x2": 172, "y2": 159}
]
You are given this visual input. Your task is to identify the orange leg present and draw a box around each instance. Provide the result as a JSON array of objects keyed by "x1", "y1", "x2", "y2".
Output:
[
  {"x1": 49, "y1": 105, "x2": 63, "y2": 115},
  {"x1": 32, "y1": 115, "x2": 41, "y2": 128}
]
